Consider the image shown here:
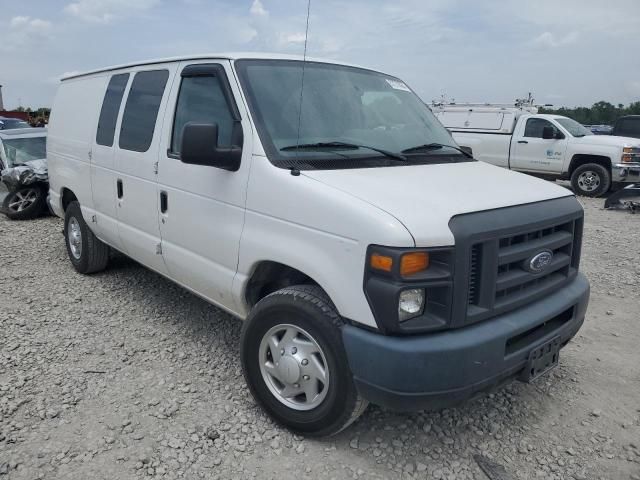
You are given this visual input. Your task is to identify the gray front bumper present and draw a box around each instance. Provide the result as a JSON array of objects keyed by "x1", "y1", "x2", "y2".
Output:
[{"x1": 342, "y1": 272, "x2": 590, "y2": 411}]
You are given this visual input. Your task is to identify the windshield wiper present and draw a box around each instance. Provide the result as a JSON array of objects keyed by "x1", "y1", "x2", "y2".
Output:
[
  {"x1": 402, "y1": 143, "x2": 473, "y2": 159},
  {"x1": 280, "y1": 141, "x2": 407, "y2": 162}
]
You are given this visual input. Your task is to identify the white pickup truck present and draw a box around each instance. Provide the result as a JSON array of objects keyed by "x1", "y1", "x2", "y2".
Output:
[{"x1": 435, "y1": 105, "x2": 640, "y2": 196}]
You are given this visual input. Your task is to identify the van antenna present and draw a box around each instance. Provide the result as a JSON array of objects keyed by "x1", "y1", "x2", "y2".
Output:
[{"x1": 293, "y1": 0, "x2": 312, "y2": 163}]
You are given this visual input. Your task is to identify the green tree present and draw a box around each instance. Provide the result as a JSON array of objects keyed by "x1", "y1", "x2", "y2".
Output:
[{"x1": 540, "y1": 101, "x2": 639, "y2": 125}]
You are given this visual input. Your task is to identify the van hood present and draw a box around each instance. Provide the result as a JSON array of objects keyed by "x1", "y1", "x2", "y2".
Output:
[
  {"x1": 302, "y1": 161, "x2": 573, "y2": 246},
  {"x1": 574, "y1": 135, "x2": 640, "y2": 148}
]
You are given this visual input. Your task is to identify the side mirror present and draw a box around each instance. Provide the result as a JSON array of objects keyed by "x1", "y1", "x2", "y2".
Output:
[
  {"x1": 180, "y1": 122, "x2": 242, "y2": 171},
  {"x1": 542, "y1": 126, "x2": 555, "y2": 139}
]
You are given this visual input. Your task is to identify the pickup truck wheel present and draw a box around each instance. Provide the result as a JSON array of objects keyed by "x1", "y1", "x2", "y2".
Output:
[
  {"x1": 64, "y1": 201, "x2": 110, "y2": 274},
  {"x1": 241, "y1": 285, "x2": 368, "y2": 436},
  {"x1": 571, "y1": 163, "x2": 610, "y2": 197},
  {"x1": 2, "y1": 186, "x2": 46, "y2": 220}
]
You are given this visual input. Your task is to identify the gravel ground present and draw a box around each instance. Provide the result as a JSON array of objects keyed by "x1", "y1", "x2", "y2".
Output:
[{"x1": 1, "y1": 196, "x2": 639, "y2": 480}]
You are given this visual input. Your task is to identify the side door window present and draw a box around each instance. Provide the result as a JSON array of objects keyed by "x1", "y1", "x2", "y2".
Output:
[
  {"x1": 96, "y1": 73, "x2": 129, "y2": 146},
  {"x1": 524, "y1": 118, "x2": 558, "y2": 138},
  {"x1": 170, "y1": 68, "x2": 236, "y2": 155},
  {"x1": 119, "y1": 70, "x2": 170, "y2": 152}
]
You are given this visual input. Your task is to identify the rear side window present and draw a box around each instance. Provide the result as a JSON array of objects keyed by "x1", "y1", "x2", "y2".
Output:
[
  {"x1": 171, "y1": 74, "x2": 234, "y2": 154},
  {"x1": 96, "y1": 73, "x2": 129, "y2": 147},
  {"x1": 119, "y1": 70, "x2": 169, "y2": 152}
]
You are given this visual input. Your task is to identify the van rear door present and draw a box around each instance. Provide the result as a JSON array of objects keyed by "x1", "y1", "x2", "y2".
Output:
[{"x1": 113, "y1": 65, "x2": 177, "y2": 274}]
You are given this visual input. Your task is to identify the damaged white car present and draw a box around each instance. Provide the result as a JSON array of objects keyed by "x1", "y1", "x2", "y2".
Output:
[{"x1": 0, "y1": 128, "x2": 49, "y2": 220}]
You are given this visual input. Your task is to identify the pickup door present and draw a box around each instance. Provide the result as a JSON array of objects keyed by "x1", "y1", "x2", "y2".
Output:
[{"x1": 510, "y1": 117, "x2": 568, "y2": 174}]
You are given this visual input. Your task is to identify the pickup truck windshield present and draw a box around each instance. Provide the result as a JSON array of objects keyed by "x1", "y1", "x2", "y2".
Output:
[
  {"x1": 2, "y1": 136, "x2": 47, "y2": 166},
  {"x1": 555, "y1": 118, "x2": 593, "y2": 137},
  {"x1": 236, "y1": 59, "x2": 465, "y2": 169}
]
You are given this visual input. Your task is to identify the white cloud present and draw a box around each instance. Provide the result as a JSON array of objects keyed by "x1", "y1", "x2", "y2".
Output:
[
  {"x1": 283, "y1": 32, "x2": 306, "y2": 44},
  {"x1": 9, "y1": 16, "x2": 52, "y2": 31},
  {"x1": 250, "y1": 0, "x2": 268, "y2": 17},
  {"x1": 10, "y1": 16, "x2": 30, "y2": 27},
  {"x1": 1, "y1": 16, "x2": 53, "y2": 52},
  {"x1": 531, "y1": 31, "x2": 579, "y2": 48},
  {"x1": 64, "y1": 0, "x2": 159, "y2": 24}
]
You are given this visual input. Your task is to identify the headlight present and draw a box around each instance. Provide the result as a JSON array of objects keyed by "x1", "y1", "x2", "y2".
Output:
[
  {"x1": 398, "y1": 288, "x2": 425, "y2": 321},
  {"x1": 622, "y1": 146, "x2": 640, "y2": 163},
  {"x1": 364, "y1": 245, "x2": 454, "y2": 334}
]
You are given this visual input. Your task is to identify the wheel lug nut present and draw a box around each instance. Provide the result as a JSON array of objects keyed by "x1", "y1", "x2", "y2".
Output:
[
  {"x1": 303, "y1": 375, "x2": 309, "y2": 381},
  {"x1": 301, "y1": 359, "x2": 308, "y2": 366},
  {"x1": 280, "y1": 348, "x2": 285, "y2": 355},
  {"x1": 291, "y1": 347, "x2": 297, "y2": 354},
  {"x1": 294, "y1": 383, "x2": 299, "y2": 388}
]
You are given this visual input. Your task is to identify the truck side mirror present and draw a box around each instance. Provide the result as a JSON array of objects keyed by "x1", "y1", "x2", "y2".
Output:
[
  {"x1": 542, "y1": 126, "x2": 555, "y2": 139},
  {"x1": 180, "y1": 122, "x2": 242, "y2": 171}
]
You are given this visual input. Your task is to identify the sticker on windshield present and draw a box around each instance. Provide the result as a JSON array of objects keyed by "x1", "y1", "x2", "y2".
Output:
[{"x1": 386, "y1": 79, "x2": 411, "y2": 92}]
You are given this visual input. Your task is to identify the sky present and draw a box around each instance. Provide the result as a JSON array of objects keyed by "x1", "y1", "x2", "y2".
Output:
[{"x1": 1, "y1": 0, "x2": 639, "y2": 110}]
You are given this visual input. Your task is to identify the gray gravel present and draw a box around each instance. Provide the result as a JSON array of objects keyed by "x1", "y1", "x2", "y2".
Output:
[{"x1": 1, "y1": 197, "x2": 639, "y2": 480}]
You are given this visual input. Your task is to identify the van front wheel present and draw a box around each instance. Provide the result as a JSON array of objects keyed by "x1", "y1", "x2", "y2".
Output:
[
  {"x1": 64, "y1": 201, "x2": 110, "y2": 274},
  {"x1": 241, "y1": 285, "x2": 368, "y2": 436}
]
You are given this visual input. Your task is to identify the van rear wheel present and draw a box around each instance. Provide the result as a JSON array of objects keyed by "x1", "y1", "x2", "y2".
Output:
[
  {"x1": 64, "y1": 201, "x2": 110, "y2": 274},
  {"x1": 571, "y1": 163, "x2": 610, "y2": 197},
  {"x1": 241, "y1": 285, "x2": 368, "y2": 436}
]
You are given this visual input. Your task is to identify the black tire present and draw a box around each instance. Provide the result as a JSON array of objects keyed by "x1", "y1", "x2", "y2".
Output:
[
  {"x1": 64, "y1": 201, "x2": 110, "y2": 274},
  {"x1": 571, "y1": 163, "x2": 611, "y2": 197},
  {"x1": 241, "y1": 285, "x2": 368, "y2": 436},
  {"x1": 2, "y1": 186, "x2": 46, "y2": 220}
]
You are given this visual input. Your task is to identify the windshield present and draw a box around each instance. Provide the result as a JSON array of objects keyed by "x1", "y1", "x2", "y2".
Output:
[
  {"x1": 0, "y1": 119, "x2": 31, "y2": 130},
  {"x1": 236, "y1": 60, "x2": 464, "y2": 169},
  {"x1": 556, "y1": 117, "x2": 593, "y2": 137},
  {"x1": 2, "y1": 136, "x2": 47, "y2": 166}
]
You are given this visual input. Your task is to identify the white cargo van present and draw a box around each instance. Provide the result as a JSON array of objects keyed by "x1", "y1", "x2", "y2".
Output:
[
  {"x1": 434, "y1": 104, "x2": 640, "y2": 197},
  {"x1": 48, "y1": 54, "x2": 590, "y2": 436}
]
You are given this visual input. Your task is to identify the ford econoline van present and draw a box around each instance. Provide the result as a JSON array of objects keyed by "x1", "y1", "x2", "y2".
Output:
[{"x1": 47, "y1": 54, "x2": 590, "y2": 436}]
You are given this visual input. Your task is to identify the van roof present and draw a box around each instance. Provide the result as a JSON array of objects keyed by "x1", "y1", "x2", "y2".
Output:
[{"x1": 61, "y1": 52, "x2": 372, "y2": 81}]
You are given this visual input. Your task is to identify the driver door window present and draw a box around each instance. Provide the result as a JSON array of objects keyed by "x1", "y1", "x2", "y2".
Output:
[
  {"x1": 524, "y1": 118, "x2": 558, "y2": 138},
  {"x1": 171, "y1": 75, "x2": 234, "y2": 154}
]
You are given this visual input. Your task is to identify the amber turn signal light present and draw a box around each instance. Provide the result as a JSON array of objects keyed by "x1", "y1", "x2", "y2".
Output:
[
  {"x1": 370, "y1": 253, "x2": 393, "y2": 272},
  {"x1": 400, "y1": 252, "x2": 430, "y2": 277}
]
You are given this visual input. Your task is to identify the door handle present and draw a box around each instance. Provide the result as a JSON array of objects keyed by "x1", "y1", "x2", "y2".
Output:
[
  {"x1": 160, "y1": 191, "x2": 168, "y2": 213},
  {"x1": 517, "y1": 140, "x2": 528, "y2": 144},
  {"x1": 117, "y1": 179, "x2": 123, "y2": 199}
]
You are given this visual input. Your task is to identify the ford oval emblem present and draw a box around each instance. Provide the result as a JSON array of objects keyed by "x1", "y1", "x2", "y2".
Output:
[{"x1": 524, "y1": 250, "x2": 553, "y2": 274}]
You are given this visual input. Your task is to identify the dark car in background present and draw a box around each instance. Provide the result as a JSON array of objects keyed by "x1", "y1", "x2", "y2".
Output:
[
  {"x1": 612, "y1": 115, "x2": 640, "y2": 139},
  {"x1": 585, "y1": 124, "x2": 613, "y2": 135},
  {"x1": 0, "y1": 116, "x2": 32, "y2": 130}
]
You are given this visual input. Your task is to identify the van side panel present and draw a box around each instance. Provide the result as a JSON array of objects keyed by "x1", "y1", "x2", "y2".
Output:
[{"x1": 48, "y1": 76, "x2": 107, "y2": 216}]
